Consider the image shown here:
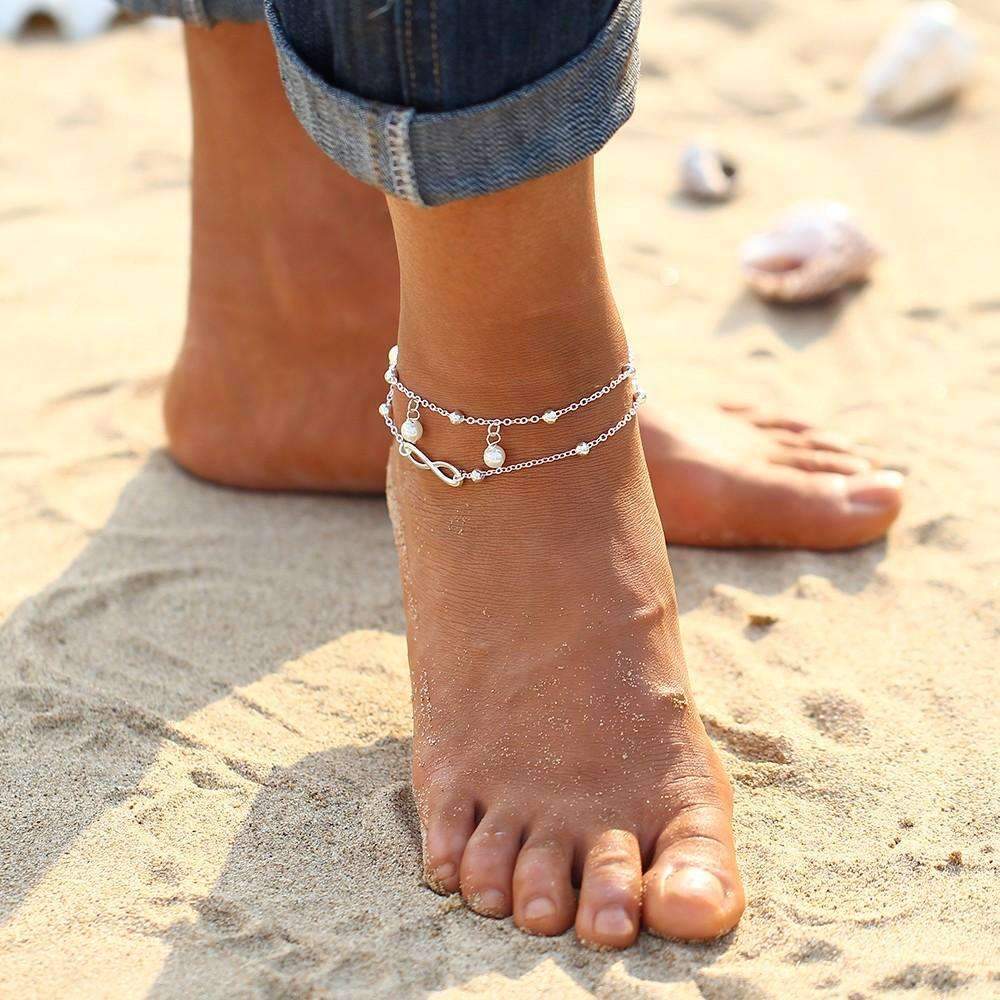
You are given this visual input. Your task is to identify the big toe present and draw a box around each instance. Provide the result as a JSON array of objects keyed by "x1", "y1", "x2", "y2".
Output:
[
  {"x1": 837, "y1": 469, "x2": 905, "y2": 545},
  {"x1": 643, "y1": 864, "x2": 740, "y2": 941},
  {"x1": 769, "y1": 467, "x2": 905, "y2": 550},
  {"x1": 643, "y1": 806, "x2": 744, "y2": 942}
]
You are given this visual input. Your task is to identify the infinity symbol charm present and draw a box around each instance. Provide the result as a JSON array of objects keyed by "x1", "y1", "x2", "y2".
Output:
[{"x1": 398, "y1": 442, "x2": 464, "y2": 487}]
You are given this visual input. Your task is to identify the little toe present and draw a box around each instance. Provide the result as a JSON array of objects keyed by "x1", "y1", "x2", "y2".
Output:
[
  {"x1": 459, "y1": 815, "x2": 523, "y2": 918},
  {"x1": 512, "y1": 834, "x2": 576, "y2": 936},
  {"x1": 575, "y1": 830, "x2": 642, "y2": 949},
  {"x1": 643, "y1": 808, "x2": 744, "y2": 942},
  {"x1": 424, "y1": 798, "x2": 475, "y2": 894}
]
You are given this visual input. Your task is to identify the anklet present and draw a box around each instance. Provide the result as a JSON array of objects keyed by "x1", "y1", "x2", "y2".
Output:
[{"x1": 378, "y1": 345, "x2": 647, "y2": 488}]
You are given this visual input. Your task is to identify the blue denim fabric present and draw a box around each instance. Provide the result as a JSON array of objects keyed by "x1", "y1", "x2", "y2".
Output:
[
  {"x1": 278, "y1": 1, "x2": 617, "y2": 112},
  {"x1": 117, "y1": 0, "x2": 260, "y2": 26},
  {"x1": 269, "y1": 0, "x2": 640, "y2": 205},
  {"x1": 114, "y1": 0, "x2": 641, "y2": 206}
]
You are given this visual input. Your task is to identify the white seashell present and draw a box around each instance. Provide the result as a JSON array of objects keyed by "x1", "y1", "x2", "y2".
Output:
[
  {"x1": 863, "y1": 2, "x2": 976, "y2": 120},
  {"x1": 741, "y1": 203, "x2": 880, "y2": 304},
  {"x1": 0, "y1": 0, "x2": 117, "y2": 39},
  {"x1": 679, "y1": 142, "x2": 738, "y2": 202}
]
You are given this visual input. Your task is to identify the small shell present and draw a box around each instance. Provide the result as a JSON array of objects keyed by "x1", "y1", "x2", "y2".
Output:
[
  {"x1": 741, "y1": 203, "x2": 880, "y2": 304},
  {"x1": 0, "y1": 0, "x2": 117, "y2": 39},
  {"x1": 863, "y1": 2, "x2": 976, "y2": 120},
  {"x1": 679, "y1": 142, "x2": 739, "y2": 202}
]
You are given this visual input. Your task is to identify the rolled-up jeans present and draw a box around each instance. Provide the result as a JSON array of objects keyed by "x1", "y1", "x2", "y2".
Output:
[{"x1": 116, "y1": 0, "x2": 641, "y2": 206}]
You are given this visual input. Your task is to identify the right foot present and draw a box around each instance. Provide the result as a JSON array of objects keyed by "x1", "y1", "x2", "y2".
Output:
[
  {"x1": 387, "y1": 347, "x2": 745, "y2": 947},
  {"x1": 168, "y1": 21, "x2": 903, "y2": 549}
]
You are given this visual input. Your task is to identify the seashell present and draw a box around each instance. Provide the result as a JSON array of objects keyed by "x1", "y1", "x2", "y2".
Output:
[
  {"x1": 863, "y1": 2, "x2": 976, "y2": 120},
  {"x1": 741, "y1": 202, "x2": 880, "y2": 304},
  {"x1": 679, "y1": 142, "x2": 739, "y2": 202},
  {"x1": 0, "y1": 0, "x2": 117, "y2": 40}
]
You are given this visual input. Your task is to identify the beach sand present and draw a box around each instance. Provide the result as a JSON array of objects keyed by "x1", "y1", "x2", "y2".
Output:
[{"x1": 2, "y1": 3, "x2": 998, "y2": 996}]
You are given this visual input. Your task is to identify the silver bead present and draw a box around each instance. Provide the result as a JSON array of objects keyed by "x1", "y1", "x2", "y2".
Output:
[
  {"x1": 542, "y1": 410, "x2": 558, "y2": 424},
  {"x1": 401, "y1": 417, "x2": 423, "y2": 443},
  {"x1": 575, "y1": 442, "x2": 591, "y2": 456},
  {"x1": 483, "y1": 444, "x2": 506, "y2": 469},
  {"x1": 470, "y1": 470, "x2": 484, "y2": 482},
  {"x1": 634, "y1": 387, "x2": 647, "y2": 405},
  {"x1": 448, "y1": 411, "x2": 464, "y2": 425},
  {"x1": 378, "y1": 403, "x2": 390, "y2": 417},
  {"x1": 388, "y1": 344, "x2": 399, "y2": 366}
]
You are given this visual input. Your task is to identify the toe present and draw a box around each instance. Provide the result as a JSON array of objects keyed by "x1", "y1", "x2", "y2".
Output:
[
  {"x1": 771, "y1": 448, "x2": 871, "y2": 476},
  {"x1": 750, "y1": 413, "x2": 813, "y2": 433},
  {"x1": 512, "y1": 833, "x2": 576, "y2": 936},
  {"x1": 763, "y1": 466, "x2": 904, "y2": 549},
  {"x1": 719, "y1": 402, "x2": 813, "y2": 434},
  {"x1": 643, "y1": 806, "x2": 744, "y2": 942},
  {"x1": 800, "y1": 430, "x2": 862, "y2": 455},
  {"x1": 424, "y1": 798, "x2": 475, "y2": 895},
  {"x1": 845, "y1": 469, "x2": 905, "y2": 520},
  {"x1": 771, "y1": 429, "x2": 858, "y2": 455},
  {"x1": 575, "y1": 830, "x2": 642, "y2": 949},
  {"x1": 459, "y1": 814, "x2": 523, "y2": 917}
]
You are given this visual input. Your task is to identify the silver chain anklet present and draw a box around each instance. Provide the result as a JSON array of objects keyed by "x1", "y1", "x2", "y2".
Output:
[{"x1": 377, "y1": 344, "x2": 647, "y2": 488}]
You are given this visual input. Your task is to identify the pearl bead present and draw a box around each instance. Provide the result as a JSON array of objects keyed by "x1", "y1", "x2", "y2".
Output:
[
  {"x1": 384, "y1": 367, "x2": 394, "y2": 383},
  {"x1": 401, "y1": 417, "x2": 423, "y2": 443},
  {"x1": 378, "y1": 403, "x2": 390, "y2": 417},
  {"x1": 470, "y1": 470, "x2": 483, "y2": 482},
  {"x1": 575, "y1": 442, "x2": 591, "y2": 456},
  {"x1": 448, "y1": 411, "x2": 464, "y2": 425},
  {"x1": 542, "y1": 410, "x2": 558, "y2": 424},
  {"x1": 388, "y1": 345, "x2": 399, "y2": 366},
  {"x1": 483, "y1": 444, "x2": 506, "y2": 469}
]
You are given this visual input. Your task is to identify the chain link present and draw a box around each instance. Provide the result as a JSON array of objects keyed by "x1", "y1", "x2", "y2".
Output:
[
  {"x1": 379, "y1": 385, "x2": 644, "y2": 484},
  {"x1": 385, "y1": 354, "x2": 634, "y2": 427}
]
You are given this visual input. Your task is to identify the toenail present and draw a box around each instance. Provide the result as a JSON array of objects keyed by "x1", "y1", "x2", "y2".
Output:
[
  {"x1": 849, "y1": 469, "x2": 904, "y2": 505},
  {"x1": 523, "y1": 897, "x2": 556, "y2": 921},
  {"x1": 663, "y1": 867, "x2": 726, "y2": 906},
  {"x1": 594, "y1": 906, "x2": 633, "y2": 938},
  {"x1": 434, "y1": 862, "x2": 456, "y2": 882},
  {"x1": 476, "y1": 889, "x2": 506, "y2": 914}
]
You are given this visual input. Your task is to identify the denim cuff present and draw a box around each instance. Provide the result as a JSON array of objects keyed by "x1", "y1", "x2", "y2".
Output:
[
  {"x1": 116, "y1": 0, "x2": 261, "y2": 26},
  {"x1": 266, "y1": 0, "x2": 640, "y2": 207}
]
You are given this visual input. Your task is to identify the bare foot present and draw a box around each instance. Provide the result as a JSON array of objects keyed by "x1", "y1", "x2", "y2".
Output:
[
  {"x1": 387, "y1": 360, "x2": 744, "y2": 947},
  {"x1": 377, "y1": 162, "x2": 746, "y2": 947},
  {"x1": 165, "y1": 23, "x2": 903, "y2": 551},
  {"x1": 164, "y1": 23, "x2": 398, "y2": 494},
  {"x1": 642, "y1": 404, "x2": 904, "y2": 550}
]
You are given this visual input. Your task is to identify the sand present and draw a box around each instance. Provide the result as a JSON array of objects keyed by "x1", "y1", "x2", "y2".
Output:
[{"x1": 2, "y1": 3, "x2": 999, "y2": 997}]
